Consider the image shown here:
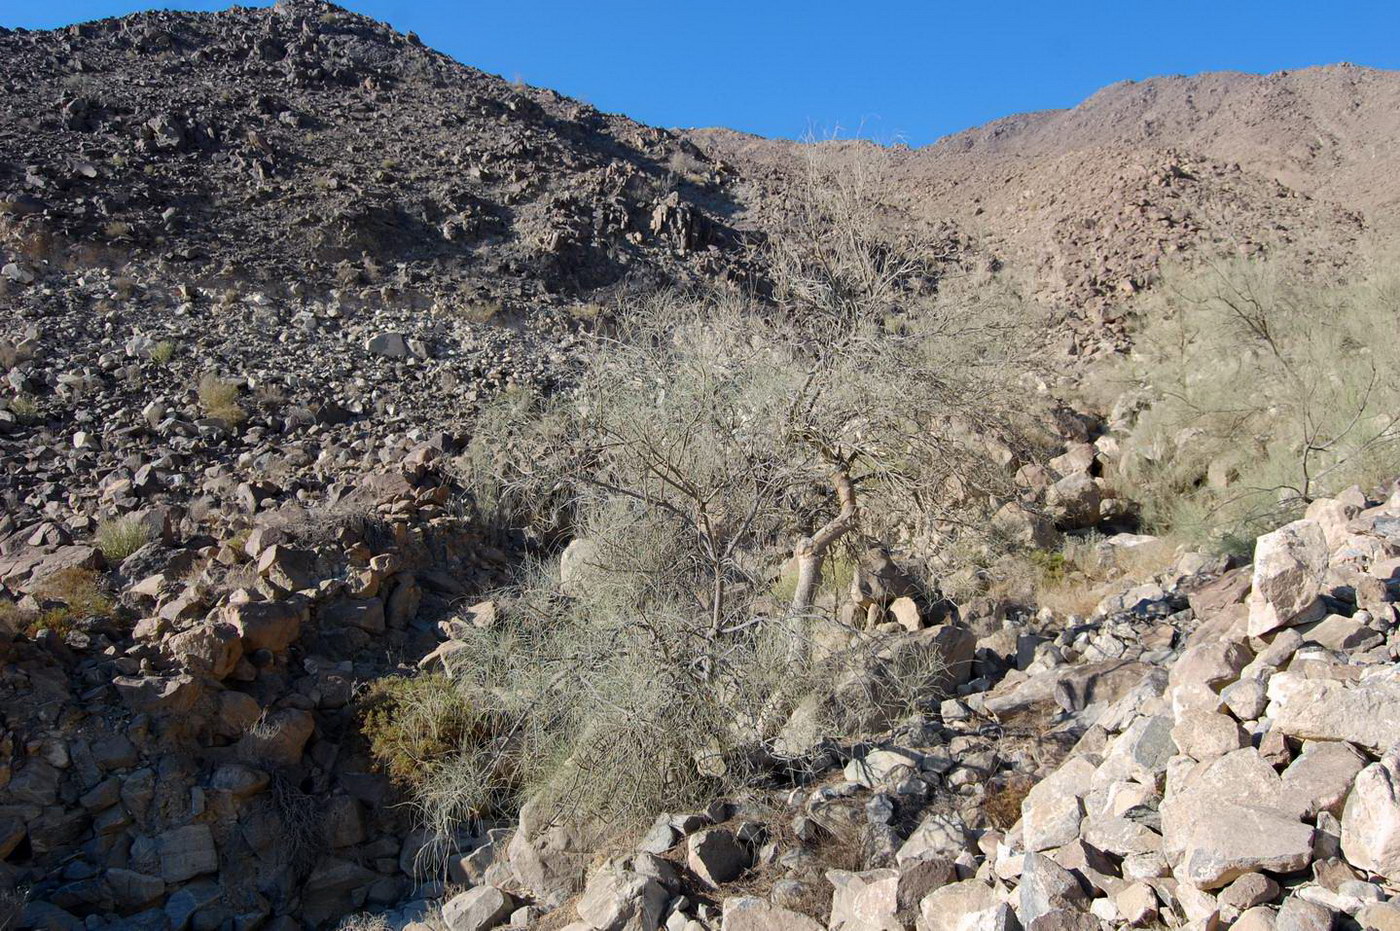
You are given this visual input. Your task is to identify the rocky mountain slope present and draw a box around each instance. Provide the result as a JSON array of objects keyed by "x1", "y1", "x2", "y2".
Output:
[
  {"x1": 694, "y1": 66, "x2": 1400, "y2": 340},
  {"x1": 2, "y1": 3, "x2": 1400, "y2": 930},
  {"x1": 0, "y1": 0, "x2": 741, "y2": 304}
]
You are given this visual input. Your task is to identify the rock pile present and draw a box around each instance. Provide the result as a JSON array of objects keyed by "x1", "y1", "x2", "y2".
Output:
[
  {"x1": 0, "y1": 454, "x2": 515, "y2": 929},
  {"x1": 494, "y1": 484, "x2": 1400, "y2": 931}
]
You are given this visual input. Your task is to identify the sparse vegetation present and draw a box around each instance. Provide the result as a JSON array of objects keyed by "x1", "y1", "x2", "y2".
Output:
[
  {"x1": 96, "y1": 516, "x2": 152, "y2": 561},
  {"x1": 197, "y1": 372, "x2": 247, "y2": 425},
  {"x1": 413, "y1": 143, "x2": 1039, "y2": 843},
  {"x1": 20, "y1": 568, "x2": 114, "y2": 638},
  {"x1": 5, "y1": 394, "x2": 38, "y2": 423},
  {"x1": 150, "y1": 340, "x2": 176, "y2": 363},
  {"x1": 359, "y1": 674, "x2": 501, "y2": 790},
  {"x1": 1111, "y1": 256, "x2": 1400, "y2": 549}
]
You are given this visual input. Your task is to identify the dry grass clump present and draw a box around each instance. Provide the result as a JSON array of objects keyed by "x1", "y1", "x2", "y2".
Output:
[
  {"x1": 150, "y1": 340, "x2": 176, "y2": 364},
  {"x1": 96, "y1": 516, "x2": 152, "y2": 561},
  {"x1": 359, "y1": 674, "x2": 501, "y2": 790},
  {"x1": 197, "y1": 372, "x2": 246, "y2": 425},
  {"x1": 6, "y1": 395, "x2": 39, "y2": 423},
  {"x1": 984, "y1": 533, "x2": 1178, "y2": 619},
  {"x1": 15, "y1": 568, "x2": 115, "y2": 638}
]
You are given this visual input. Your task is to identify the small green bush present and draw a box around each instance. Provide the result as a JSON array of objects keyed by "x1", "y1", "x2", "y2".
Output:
[
  {"x1": 150, "y1": 341, "x2": 176, "y2": 364},
  {"x1": 198, "y1": 373, "x2": 246, "y2": 426},
  {"x1": 96, "y1": 517, "x2": 151, "y2": 561},
  {"x1": 359, "y1": 674, "x2": 496, "y2": 789}
]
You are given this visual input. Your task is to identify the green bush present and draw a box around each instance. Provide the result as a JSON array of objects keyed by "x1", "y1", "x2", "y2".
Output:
[
  {"x1": 96, "y1": 517, "x2": 152, "y2": 561},
  {"x1": 1112, "y1": 256, "x2": 1400, "y2": 549}
]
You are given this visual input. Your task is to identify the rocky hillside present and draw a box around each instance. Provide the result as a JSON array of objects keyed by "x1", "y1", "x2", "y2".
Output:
[
  {"x1": 695, "y1": 66, "x2": 1400, "y2": 343},
  {"x1": 2, "y1": 3, "x2": 1400, "y2": 931},
  {"x1": 0, "y1": 0, "x2": 742, "y2": 304}
]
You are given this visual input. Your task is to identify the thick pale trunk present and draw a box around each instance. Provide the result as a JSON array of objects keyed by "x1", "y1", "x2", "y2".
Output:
[{"x1": 789, "y1": 466, "x2": 858, "y2": 615}]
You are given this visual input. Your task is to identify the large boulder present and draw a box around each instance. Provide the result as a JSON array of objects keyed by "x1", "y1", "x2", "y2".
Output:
[
  {"x1": 1160, "y1": 748, "x2": 1313, "y2": 889},
  {"x1": 1247, "y1": 519, "x2": 1329, "y2": 636},
  {"x1": 721, "y1": 897, "x2": 823, "y2": 931},
  {"x1": 1342, "y1": 747, "x2": 1400, "y2": 883},
  {"x1": 1267, "y1": 669, "x2": 1400, "y2": 752}
]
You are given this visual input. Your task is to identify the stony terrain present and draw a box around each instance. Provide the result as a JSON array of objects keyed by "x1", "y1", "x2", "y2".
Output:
[{"x1": 2, "y1": 2, "x2": 1400, "y2": 930}]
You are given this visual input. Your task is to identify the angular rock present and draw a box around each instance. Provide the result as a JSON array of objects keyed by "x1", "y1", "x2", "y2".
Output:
[
  {"x1": 1248, "y1": 520, "x2": 1329, "y2": 636},
  {"x1": 827, "y1": 868, "x2": 901, "y2": 931},
  {"x1": 1341, "y1": 747, "x2": 1400, "y2": 883},
  {"x1": 1021, "y1": 757, "x2": 1095, "y2": 852},
  {"x1": 688, "y1": 827, "x2": 748, "y2": 887},
  {"x1": 156, "y1": 824, "x2": 218, "y2": 883},
  {"x1": 917, "y1": 880, "x2": 1017, "y2": 931},
  {"x1": 441, "y1": 886, "x2": 513, "y2": 931},
  {"x1": 720, "y1": 897, "x2": 823, "y2": 931},
  {"x1": 576, "y1": 862, "x2": 667, "y2": 931},
  {"x1": 1268, "y1": 670, "x2": 1400, "y2": 752}
]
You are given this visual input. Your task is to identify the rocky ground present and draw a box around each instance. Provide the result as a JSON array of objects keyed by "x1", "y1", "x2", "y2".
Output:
[{"x1": 3, "y1": 2, "x2": 1400, "y2": 930}]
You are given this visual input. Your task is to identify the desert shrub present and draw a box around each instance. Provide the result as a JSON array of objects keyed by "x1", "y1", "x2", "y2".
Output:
[
  {"x1": 198, "y1": 372, "x2": 246, "y2": 425},
  {"x1": 150, "y1": 340, "x2": 176, "y2": 364},
  {"x1": 421, "y1": 141, "x2": 1040, "y2": 845},
  {"x1": 96, "y1": 516, "x2": 151, "y2": 561},
  {"x1": 360, "y1": 675, "x2": 503, "y2": 790},
  {"x1": 6, "y1": 395, "x2": 39, "y2": 423},
  {"x1": 1113, "y1": 256, "x2": 1400, "y2": 549},
  {"x1": 26, "y1": 568, "x2": 113, "y2": 637}
]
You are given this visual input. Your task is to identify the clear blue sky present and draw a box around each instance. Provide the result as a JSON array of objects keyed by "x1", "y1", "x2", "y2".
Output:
[{"x1": 5, "y1": 0, "x2": 1400, "y2": 146}]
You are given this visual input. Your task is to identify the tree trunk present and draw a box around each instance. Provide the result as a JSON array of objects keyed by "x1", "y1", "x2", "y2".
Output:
[{"x1": 789, "y1": 465, "x2": 858, "y2": 615}]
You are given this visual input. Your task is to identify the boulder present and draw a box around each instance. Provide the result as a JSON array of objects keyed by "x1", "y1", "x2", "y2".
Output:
[
  {"x1": 156, "y1": 824, "x2": 218, "y2": 883},
  {"x1": 688, "y1": 827, "x2": 749, "y2": 887},
  {"x1": 917, "y1": 880, "x2": 1018, "y2": 931},
  {"x1": 1247, "y1": 520, "x2": 1329, "y2": 636},
  {"x1": 224, "y1": 598, "x2": 306, "y2": 652},
  {"x1": 720, "y1": 897, "x2": 823, "y2": 931},
  {"x1": 1280, "y1": 741, "x2": 1367, "y2": 819},
  {"x1": 1020, "y1": 756, "x2": 1095, "y2": 852},
  {"x1": 844, "y1": 749, "x2": 921, "y2": 788},
  {"x1": 165, "y1": 623, "x2": 243, "y2": 679},
  {"x1": 1267, "y1": 670, "x2": 1400, "y2": 752},
  {"x1": 576, "y1": 863, "x2": 667, "y2": 931},
  {"x1": 235, "y1": 708, "x2": 314, "y2": 768},
  {"x1": 1160, "y1": 749, "x2": 1313, "y2": 889},
  {"x1": 827, "y1": 868, "x2": 901, "y2": 931},
  {"x1": 1046, "y1": 473, "x2": 1101, "y2": 529},
  {"x1": 1019, "y1": 853, "x2": 1086, "y2": 926},
  {"x1": 507, "y1": 797, "x2": 607, "y2": 907},
  {"x1": 1341, "y1": 748, "x2": 1400, "y2": 883},
  {"x1": 1171, "y1": 710, "x2": 1247, "y2": 761},
  {"x1": 441, "y1": 887, "x2": 513, "y2": 931}
]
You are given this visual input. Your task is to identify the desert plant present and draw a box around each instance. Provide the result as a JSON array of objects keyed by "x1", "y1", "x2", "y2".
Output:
[
  {"x1": 197, "y1": 372, "x2": 246, "y2": 425},
  {"x1": 6, "y1": 394, "x2": 39, "y2": 423},
  {"x1": 1114, "y1": 256, "x2": 1400, "y2": 548},
  {"x1": 96, "y1": 516, "x2": 152, "y2": 561},
  {"x1": 150, "y1": 340, "x2": 176, "y2": 364},
  {"x1": 26, "y1": 568, "x2": 114, "y2": 637}
]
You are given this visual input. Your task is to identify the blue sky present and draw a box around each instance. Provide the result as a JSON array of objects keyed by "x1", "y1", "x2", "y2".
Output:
[{"x1": 5, "y1": 0, "x2": 1400, "y2": 146}]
